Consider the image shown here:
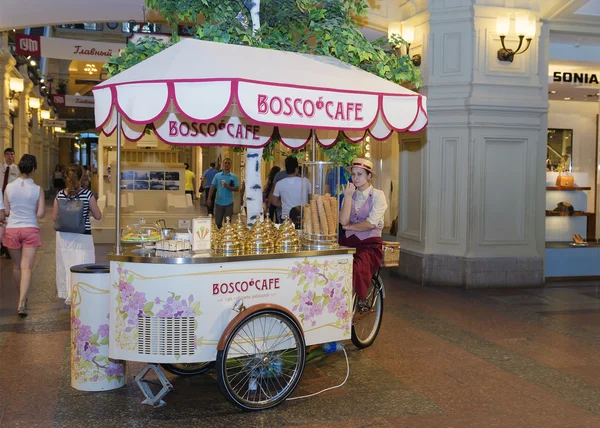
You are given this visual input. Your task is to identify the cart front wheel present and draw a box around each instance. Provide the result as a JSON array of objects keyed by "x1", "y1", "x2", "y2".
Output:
[
  {"x1": 351, "y1": 272, "x2": 384, "y2": 349},
  {"x1": 160, "y1": 361, "x2": 215, "y2": 377},
  {"x1": 217, "y1": 309, "x2": 306, "y2": 410}
]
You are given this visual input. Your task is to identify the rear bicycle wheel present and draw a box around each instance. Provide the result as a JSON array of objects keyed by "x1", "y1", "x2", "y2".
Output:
[
  {"x1": 216, "y1": 309, "x2": 305, "y2": 410},
  {"x1": 160, "y1": 361, "x2": 215, "y2": 377},
  {"x1": 351, "y1": 273, "x2": 384, "y2": 349}
]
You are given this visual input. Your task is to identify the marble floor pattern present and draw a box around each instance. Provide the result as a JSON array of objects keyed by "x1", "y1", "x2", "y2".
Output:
[{"x1": 1, "y1": 212, "x2": 599, "y2": 427}]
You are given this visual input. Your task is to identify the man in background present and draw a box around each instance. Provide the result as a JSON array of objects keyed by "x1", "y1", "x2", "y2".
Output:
[
  {"x1": 207, "y1": 158, "x2": 239, "y2": 228},
  {"x1": 184, "y1": 162, "x2": 196, "y2": 201},
  {"x1": 271, "y1": 156, "x2": 311, "y2": 223},
  {"x1": 200, "y1": 162, "x2": 218, "y2": 215},
  {"x1": 1, "y1": 148, "x2": 19, "y2": 258},
  {"x1": 267, "y1": 163, "x2": 289, "y2": 222}
]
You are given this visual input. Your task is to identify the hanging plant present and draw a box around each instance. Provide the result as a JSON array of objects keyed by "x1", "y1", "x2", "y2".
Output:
[
  {"x1": 106, "y1": 1, "x2": 421, "y2": 165},
  {"x1": 323, "y1": 134, "x2": 362, "y2": 177}
]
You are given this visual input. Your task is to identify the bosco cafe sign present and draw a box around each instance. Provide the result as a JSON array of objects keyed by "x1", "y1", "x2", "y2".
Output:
[
  {"x1": 153, "y1": 112, "x2": 274, "y2": 147},
  {"x1": 553, "y1": 71, "x2": 599, "y2": 85}
]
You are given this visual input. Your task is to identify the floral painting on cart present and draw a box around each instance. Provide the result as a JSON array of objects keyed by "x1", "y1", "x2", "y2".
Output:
[{"x1": 108, "y1": 256, "x2": 353, "y2": 364}]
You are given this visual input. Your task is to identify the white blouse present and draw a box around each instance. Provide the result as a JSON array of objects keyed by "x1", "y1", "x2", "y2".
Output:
[
  {"x1": 5, "y1": 177, "x2": 41, "y2": 229},
  {"x1": 353, "y1": 186, "x2": 387, "y2": 227}
]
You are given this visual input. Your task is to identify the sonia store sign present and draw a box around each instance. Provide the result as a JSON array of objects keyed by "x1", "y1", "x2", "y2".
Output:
[{"x1": 553, "y1": 71, "x2": 599, "y2": 85}]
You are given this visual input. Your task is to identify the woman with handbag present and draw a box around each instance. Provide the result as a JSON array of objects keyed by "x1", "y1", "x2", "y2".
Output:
[
  {"x1": 54, "y1": 164, "x2": 102, "y2": 304},
  {"x1": 2, "y1": 154, "x2": 45, "y2": 317}
]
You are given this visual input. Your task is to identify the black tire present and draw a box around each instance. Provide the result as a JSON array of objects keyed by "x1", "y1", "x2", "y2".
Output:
[
  {"x1": 351, "y1": 274, "x2": 384, "y2": 349},
  {"x1": 216, "y1": 309, "x2": 306, "y2": 411},
  {"x1": 160, "y1": 361, "x2": 215, "y2": 377}
]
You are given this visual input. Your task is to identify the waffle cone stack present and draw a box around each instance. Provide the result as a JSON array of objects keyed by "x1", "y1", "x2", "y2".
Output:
[{"x1": 305, "y1": 194, "x2": 338, "y2": 237}]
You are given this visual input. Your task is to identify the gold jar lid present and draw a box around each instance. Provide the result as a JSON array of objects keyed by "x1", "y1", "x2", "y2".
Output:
[
  {"x1": 263, "y1": 216, "x2": 278, "y2": 236},
  {"x1": 246, "y1": 231, "x2": 274, "y2": 254},
  {"x1": 213, "y1": 217, "x2": 242, "y2": 255},
  {"x1": 275, "y1": 230, "x2": 300, "y2": 253},
  {"x1": 234, "y1": 215, "x2": 249, "y2": 240}
]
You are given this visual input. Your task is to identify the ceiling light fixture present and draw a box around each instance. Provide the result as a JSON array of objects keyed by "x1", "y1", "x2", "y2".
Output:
[
  {"x1": 563, "y1": 97, "x2": 571, "y2": 100},
  {"x1": 549, "y1": 90, "x2": 557, "y2": 94},
  {"x1": 84, "y1": 63, "x2": 98, "y2": 75}
]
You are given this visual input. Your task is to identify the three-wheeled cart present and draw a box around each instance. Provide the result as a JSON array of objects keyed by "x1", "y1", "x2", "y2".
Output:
[{"x1": 92, "y1": 38, "x2": 425, "y2": 409}]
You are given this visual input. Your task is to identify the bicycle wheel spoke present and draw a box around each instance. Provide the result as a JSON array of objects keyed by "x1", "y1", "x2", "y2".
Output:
[{"x1": 220, "y1": 311, "x2": 305, "y2": 409}]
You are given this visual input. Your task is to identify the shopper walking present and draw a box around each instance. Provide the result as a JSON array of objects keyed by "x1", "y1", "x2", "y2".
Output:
[
  {"x1": 54, "y1": 164, "x2": 102, "y2": 305},
  {"x1": 264, "y1": 166, "x2": 281, "y2": 222},
  {"x1": 1, "y1": 148, "x2": 19, "y2": 258},
  {"x1": 2, "y1": 154, "x2": 45, "y2": 317},
  {"x1": 267, "y1": 164, "x2": 289, "y2": 223},
  {"x1": 207, "y1": 158, "x2": 239, "y2": 228},
  {"x1": 184, "y1": 162, "x2": 196, "y2": 201},
  {"x1": 271, "y1": 156, "x2": 311, "y2": 222},
  {"x1": 200, "y1": 162, "x2": 218, "y2": 215},
  {"x1": 53, "y1": 164, "x2": 65, "y2": 192}
]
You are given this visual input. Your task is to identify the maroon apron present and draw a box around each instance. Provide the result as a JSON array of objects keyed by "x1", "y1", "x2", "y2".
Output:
[{"x1": 339, "y1": 188, "x2": 383, "y2": 299}]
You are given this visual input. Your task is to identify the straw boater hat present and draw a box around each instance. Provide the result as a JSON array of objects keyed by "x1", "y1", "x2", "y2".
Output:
[{"x1": 346, "y1": 158, "x2": 376, "y2": 178}]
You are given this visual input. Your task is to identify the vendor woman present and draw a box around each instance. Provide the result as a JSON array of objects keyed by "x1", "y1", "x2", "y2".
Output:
[{"x1": 339, "y1": 158, "x2": 387, "y2": 310}]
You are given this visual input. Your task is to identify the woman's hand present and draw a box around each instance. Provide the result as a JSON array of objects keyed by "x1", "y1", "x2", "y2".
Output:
[{"x1": 343, "y1": 182, "x2": 356, "y2": 198}]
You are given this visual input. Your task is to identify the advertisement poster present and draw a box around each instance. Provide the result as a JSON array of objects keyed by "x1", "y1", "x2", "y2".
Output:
[
  {"x1": 120, "y1": 170, "x2": 180, "y2": 191},
  {"x1": 192, "y1": 217, "x2": 211, "y2": 251}
]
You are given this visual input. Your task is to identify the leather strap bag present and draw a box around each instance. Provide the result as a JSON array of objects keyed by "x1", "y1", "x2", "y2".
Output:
[{"x1": 54, "y1": 193, "x2": 86, "y2": 234}]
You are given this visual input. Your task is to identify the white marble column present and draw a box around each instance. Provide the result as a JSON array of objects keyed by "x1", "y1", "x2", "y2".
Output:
[
  {"x1": 396, "y1": 1, "x2": 547, "y2": 287},
  {"x1": 15, "y1": 67, "x2": 32, "y2": 159},
  {"x1": 0, "y1": 42, "x2": 15, "y2": 153}
]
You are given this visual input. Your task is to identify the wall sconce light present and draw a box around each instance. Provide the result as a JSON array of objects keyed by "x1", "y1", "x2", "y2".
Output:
[
  {"x1": 29, "y1": 97, "x2": 41, "y2": 109},
  {"x1": 40, "y1": 109, "x2": 51, "y2": 120},
  {"x1": 496, "y1": 12, "x2": 536, "y2": 62},
  {"x1": 54, "y1": 127, "x2": 64, "y2": 132},
  {"x1": 8, "y1": 77, "x2": 24, "y2": 98},
  {"x1": 387, "y1": 22, "x2": 421, "y2": 67}
]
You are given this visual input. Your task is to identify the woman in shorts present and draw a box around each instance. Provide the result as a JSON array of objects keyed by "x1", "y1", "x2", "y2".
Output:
[{"x1": 2, "y1": 154, "x2": 45, "y2": 317}]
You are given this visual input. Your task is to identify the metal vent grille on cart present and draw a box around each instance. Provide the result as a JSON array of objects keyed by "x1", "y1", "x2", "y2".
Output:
[{"x1": 138, "y1": 316, "x2": 195, "y2": 355}]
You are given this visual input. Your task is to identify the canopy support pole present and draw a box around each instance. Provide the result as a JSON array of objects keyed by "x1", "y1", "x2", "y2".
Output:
[
  {"x1": 311, "y1": 130, "x2": 316, "y2": 162},
  {"x1": 115, "y1": 112, "x2": 122, "y2": 255}
]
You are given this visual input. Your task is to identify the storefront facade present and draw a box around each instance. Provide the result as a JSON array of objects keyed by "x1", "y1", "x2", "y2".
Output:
[
  {"x1": 1, "y1": 1, "x2": 597, "y2": 285},
  {"x1": 0, "y1": 33, "x2": 60, "y2": 191},
  {"x1": 360, "y1": 1, "x2": 599, "y2": 286}
]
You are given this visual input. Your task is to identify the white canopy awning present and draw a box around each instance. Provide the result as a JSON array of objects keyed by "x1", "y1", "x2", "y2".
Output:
[{"x1": 94, "y1": 38, "x2": 427, "y2": 147}]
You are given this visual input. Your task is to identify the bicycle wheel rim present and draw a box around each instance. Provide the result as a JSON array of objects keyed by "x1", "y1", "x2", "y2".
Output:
[
  {"x1": 221, "y1": 311, "x2": 305, "y2": 409},
  {"x1": 353, "y1": 282, "x2": 383, "y2": 344}
]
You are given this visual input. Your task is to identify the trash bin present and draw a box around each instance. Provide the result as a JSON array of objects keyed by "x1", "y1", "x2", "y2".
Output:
[{"x1": 70, "y1": 264, "x2": 126, "y2": 391}]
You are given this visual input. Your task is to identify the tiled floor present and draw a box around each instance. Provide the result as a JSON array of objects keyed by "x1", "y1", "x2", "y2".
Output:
[{"x1": 1, "y1": 215, "x2": 599, "y2": 427}]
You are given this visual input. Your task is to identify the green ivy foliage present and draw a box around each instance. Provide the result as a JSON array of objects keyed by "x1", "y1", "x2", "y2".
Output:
[{"x1": 106, "y1": 0, "x2": 421, "y2": 164}]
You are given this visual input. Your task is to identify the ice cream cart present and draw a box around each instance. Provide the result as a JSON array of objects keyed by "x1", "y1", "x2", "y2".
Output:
[{"x1": 92, "y1": 38, "x2": 427, "y2": 409}]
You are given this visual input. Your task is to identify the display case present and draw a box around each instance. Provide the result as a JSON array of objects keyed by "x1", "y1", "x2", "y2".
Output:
[
  {"x1": 120, "y1": 219, "x2": 161, "y2": 248},
  {"x1": 300, "y1": 161, "x2": 340, "y2": 250}
]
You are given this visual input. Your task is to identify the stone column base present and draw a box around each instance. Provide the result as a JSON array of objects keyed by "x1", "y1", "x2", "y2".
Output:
[{"x1": 396, "y1": 248, "x2": 544, "y2": 288}]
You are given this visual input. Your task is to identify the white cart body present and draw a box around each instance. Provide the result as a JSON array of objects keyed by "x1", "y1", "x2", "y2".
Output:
[{"x1": 109, "y1": 250, "x2": 354, "y2": 363}]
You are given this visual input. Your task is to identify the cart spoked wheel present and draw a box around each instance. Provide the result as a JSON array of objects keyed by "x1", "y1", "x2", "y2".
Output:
[
  {"x1": 351, "y1": 272, "x2": 384, "y2": 349},
  {"x1": 217, "y1": 309, "x2": 306, "y2": 410},
  {"x1": 160, "y1": 361, "x2": 215, "y2": 377}
]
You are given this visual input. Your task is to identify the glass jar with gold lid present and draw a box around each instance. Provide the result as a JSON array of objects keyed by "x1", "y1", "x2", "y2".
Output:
[
  {"x1": 246, "y1": 218, "x2": 275, "y2": 254},
  {"x1": 214, "y1": 217, "x2": 243, "y2": 256},
  {"x1": 275, "y1": 218, "x2": 300, "y2": 253}
]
